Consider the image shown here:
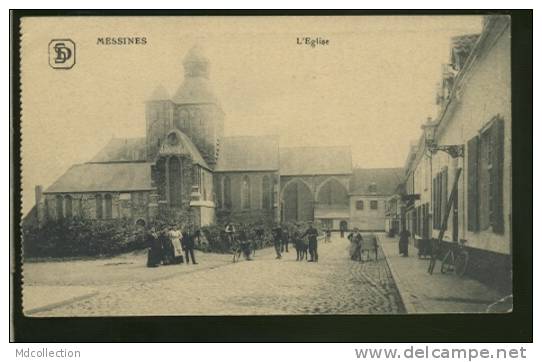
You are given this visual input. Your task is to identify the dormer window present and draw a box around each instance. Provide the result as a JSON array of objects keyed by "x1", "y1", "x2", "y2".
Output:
[{"x1": 368, "y1": 183, "x2": 377, "y2": 193}]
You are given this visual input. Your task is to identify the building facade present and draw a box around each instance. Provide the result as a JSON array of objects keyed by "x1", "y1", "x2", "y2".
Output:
[
  {"x1": 32, "y1": 46, "x2": 402, "y2": 231},
  {"x1": 400, "y1": 16, "x2": 511, "y2": 288}
]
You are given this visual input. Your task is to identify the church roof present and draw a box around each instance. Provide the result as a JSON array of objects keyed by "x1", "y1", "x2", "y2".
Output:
[
  {"x1": 279, "y1": 146, "x2": 352, "y2": 176},
  {"x1": 44, "y1": 162, "x2": 154, "y2": 193},
  {"x1": 349, "y1": 168, "x2": 404, "y2": 195},
  {"x1": 215, "y1": 135, "x2": 280, "y2": 172},
  {"x1": 90, "y1": 137, "x2": 147, "y2": 162}
]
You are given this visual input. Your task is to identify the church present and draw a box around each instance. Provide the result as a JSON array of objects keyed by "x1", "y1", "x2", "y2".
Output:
[{"x1": 33, "y1": 46, "x2": 402, "y2": 231}]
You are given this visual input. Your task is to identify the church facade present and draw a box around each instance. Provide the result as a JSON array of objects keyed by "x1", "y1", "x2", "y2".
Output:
[{"x1": 33, "y1": 46, "x2": 402, "y2": 231}]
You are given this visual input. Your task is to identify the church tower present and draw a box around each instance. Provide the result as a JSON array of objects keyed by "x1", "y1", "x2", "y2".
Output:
[
  {"x1": 170, "y1": 45, "x2": 224, "y2": 167},
  {"x1": 145, "y1": 85, "x2": 174, "y2": 160}
]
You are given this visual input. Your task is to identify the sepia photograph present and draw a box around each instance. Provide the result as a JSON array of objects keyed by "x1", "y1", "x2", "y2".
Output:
[{"x1": 15, "y1": 13, "x2": 516, "y2": 322}]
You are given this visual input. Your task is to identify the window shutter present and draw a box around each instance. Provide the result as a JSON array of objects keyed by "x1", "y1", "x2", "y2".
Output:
[
  {"x1": 436, "y1": 173, "x2": 441, "y2": 229},
  {"x1": 441, "y1": 167, "x2": 448, "y2": 229},
  {"x1": 491, "y1": 117, "x2": 505, "y2": 233},
  {"x1": 467, "y1": 135, "x2": 480, "y2": 231},
  {"x1": 432, "y1": 177, "x2": 438, "y2": 229}
]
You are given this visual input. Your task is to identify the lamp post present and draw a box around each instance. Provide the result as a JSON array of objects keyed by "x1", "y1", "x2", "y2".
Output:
[{"x1": 421, "y1": 119, "x2": 464, "y2": 158}]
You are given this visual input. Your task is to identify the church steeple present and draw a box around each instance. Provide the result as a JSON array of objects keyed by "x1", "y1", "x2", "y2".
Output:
[{"x1": 182, "y1": 45, "x2": 209, "y2": 78}]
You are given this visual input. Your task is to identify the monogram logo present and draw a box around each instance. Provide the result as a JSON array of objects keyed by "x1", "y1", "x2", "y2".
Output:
[{"x1": 48, "y1": 39, "x2": 76, "y2": 69}]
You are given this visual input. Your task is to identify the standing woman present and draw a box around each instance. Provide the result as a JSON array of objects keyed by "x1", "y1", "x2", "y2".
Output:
[
  {"x1": 146, "y1": 226, "x2": 162, "y2": 268},
  {"x1": 398, "y1": 227, "x2": 411, "y2": 257},
  {"x1": 169, "y1": 224, "x2": 184, "y2": 264}
]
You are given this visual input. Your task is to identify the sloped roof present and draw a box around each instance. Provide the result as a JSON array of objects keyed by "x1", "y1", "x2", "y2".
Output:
[
  {"x1": 90, "y1": 138, "x2": 147, "y2": 162},
  {"x1": 215, "y1": 136, "x2": 279, "y2": 172},
  {"x1": 349, "y1": 168, "x2": 404, "y2": 195},
  {"x1": 279, "y1": 146, "x2": 352, "y2": 176},
  {"x1": 159, "y1": 129, "x2": 209, "y2": 169},
  {"x1": 44, "y1": 162, "x2": 154, "y2": 193}
]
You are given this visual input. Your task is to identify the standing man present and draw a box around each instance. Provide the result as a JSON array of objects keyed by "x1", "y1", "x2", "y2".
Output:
[
  {"x1": 301, "y1": 222, "x2": 319, "y2": 262},
  {"x1": 253, "y1": 224, "x2": 264, "y2": 257},
  {"x1": 281, "y1": 224, "x2": 290, "y2": 253},
  {"x1": 398, "y1": 227, "x2": 410, "y2": 257},
  {"x1": 272, "y1": 224, "x2": 283, "y2": 259},
  {"x1": 293, "y1": 224, "x2": 306, "y2": 261},
  {"x1": 340, "y1": 222, "x2": 347, "y2": 238},
  {"x1": 225, "y1": 222, "x2": 235, "y2": 248},
  {"x1": 349, "y1": 228, "x2": 363, "y2": 261},
  {"x1": 182, "y1": 225, "x2": 198, "y2": 265}
]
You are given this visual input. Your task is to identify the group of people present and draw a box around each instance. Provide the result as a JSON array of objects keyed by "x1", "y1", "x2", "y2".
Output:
[
  {"x1": 146, "y1": 223, "x2": 200, "y2": 268},
  {"x1": 223, "y1": 221, "x2": 323, "y2": 262},
  {"x1": 271, "y1": 222, "x2": 320, "y2": 262}
]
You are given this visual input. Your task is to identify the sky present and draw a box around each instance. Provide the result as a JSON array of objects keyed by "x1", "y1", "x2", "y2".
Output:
[{"x1": 20, "y1": 16, "x2": 483, "y2": 214}]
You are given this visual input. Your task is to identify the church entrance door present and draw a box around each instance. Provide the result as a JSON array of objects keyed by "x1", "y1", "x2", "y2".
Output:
[{"x1": 282, "y1": 181, "x2": 313, "y2": 222}]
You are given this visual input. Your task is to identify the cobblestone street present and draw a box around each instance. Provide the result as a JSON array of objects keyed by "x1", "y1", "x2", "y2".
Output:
[{"x1": 25, "y1": 233, "x2": 405, "y2": 316}]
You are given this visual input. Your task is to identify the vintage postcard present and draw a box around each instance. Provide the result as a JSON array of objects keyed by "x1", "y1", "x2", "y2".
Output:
[{"x1": 19, "y1": 15, "x2": 512, "y2": 317}]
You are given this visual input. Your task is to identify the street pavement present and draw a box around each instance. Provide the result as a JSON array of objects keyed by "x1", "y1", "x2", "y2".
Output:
[
  {"x1": 378, "y1": 233, "x2": 506, "y2": 313},
  {"x1": 24, "y1": 233, "x2": 405, "y2": 316}
]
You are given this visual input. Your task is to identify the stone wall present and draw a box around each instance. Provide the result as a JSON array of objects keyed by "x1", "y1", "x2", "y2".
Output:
[
  {"x1": 349, "y1": 195, "x2": 387, "y2": 231},
  {"x1": 40, "y1": 190, "x2": 153, "y2": 225},
  {"x1": 214, "y1": 171, "x2": 279, "y2": 225}
]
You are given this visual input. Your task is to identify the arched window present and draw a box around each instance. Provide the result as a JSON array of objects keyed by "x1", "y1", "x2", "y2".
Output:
[
  {"x1": 104, "y1": 194, "x2": 113, "y2": 219},
  {"x1": 96, "y1": 194, "x2": 103, "y2": 219},
  {"x1": 262, "y1": 176, "x2": 271, "y2": 209},
  {"x1": 317, "y1": 179, "x2": 349, "y2": 206},
  {"x1": 56, "y1": 195, "x2": 63, "y2": 219},
  {"x1": 223, "y1": 176, "x2": 232, "y2": 209},
  {"x1": 241, "y1": 175, "x2": 251, "y2": 209},
  {"x1": 64, "y1": 195, "x2": 73, "y2": 218},
  {"x1": 169, "y1": 157, "x2": 182, "y2": 207}
]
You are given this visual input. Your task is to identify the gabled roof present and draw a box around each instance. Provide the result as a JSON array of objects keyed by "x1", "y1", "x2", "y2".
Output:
[
  {"x1": 44, "y1": 162, "x2": 154, "y2": 193},
  {"x1": 215, "y1": 136, "x2": 279, "y2": 172},
  {"x1": 159, "y1": 129, "x2": 209, "y2": 169},
  {"x1": 90, "y1": 138, "x2": 147, "y2": 162},
  {"x1": 279, "y1": 146, "x2": 352, "y2": 176},
  {"x1": 349, "y1": 168, "x2": 404, "y2": 195}
]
